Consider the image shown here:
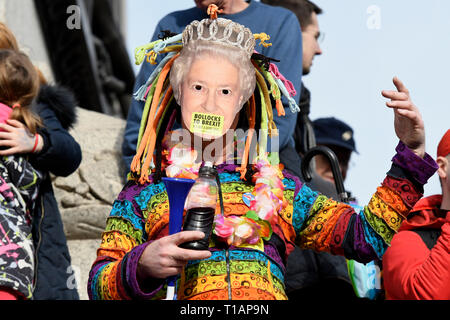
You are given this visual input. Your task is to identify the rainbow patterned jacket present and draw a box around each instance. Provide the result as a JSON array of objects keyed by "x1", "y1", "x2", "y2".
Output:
[{"x1": 88, "y1": 142, "x2": 438, "y2": 300}]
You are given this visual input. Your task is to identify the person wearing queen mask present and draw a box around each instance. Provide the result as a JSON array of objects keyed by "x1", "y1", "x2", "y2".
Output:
[
  {"x1": 122, "y1": 0, "x2": 304, "y2": 174},
  {"x1": 89, "y1": 7, "x2": 438, "y2": 300},
  {"x1": 165, "y1": 18, "x2": 258, "y2": 172}
]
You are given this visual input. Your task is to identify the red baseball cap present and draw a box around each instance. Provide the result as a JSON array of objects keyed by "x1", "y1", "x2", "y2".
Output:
[{"x1": 437, "y1": 129, "x2": 450, "y2": 158}]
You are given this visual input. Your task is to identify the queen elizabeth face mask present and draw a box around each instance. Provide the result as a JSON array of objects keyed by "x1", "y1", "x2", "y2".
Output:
[{"x1": 179, "y1": 55, "x2": 244, "y2": 140}]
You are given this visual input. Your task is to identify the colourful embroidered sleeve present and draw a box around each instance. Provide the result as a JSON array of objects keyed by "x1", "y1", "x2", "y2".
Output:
[
  {"x1": 88, "y1": 181, "x2": 160, "y2": 300},
  {"x1": 283, "y1": 141, "x2": 438, "y2": 263}
]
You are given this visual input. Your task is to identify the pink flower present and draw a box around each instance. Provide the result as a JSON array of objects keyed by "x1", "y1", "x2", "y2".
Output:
[
  {"x1": 235, "y1": 221, "x2": 254, "y2": 239},
  {"x1": 167, "y1": 144, "x2": 198, "y2": 167},
  {"x1": 213, "y1": 215, "x2": 234, "y2": 238}
]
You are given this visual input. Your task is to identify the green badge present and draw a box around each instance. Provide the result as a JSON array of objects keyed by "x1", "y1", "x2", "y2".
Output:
[{"x1": 190, "y1": 112, "x2": 224, "y2": 137}]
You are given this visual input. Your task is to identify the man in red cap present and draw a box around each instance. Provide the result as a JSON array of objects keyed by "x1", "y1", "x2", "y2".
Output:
[{"x1": 382, "y1": 129, "x2": 450, "y2": 300}]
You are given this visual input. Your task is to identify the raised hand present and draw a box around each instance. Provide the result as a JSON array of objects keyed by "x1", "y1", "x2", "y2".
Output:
[
  {"x1": 137, "y1": 231, "x2": 212, "y2": 280},
  {"x1": 382, "y1": 77, "x2": 425, "y2": 158}
]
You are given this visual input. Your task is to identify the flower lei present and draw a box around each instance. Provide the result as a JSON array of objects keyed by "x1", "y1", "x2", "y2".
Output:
[
  {"x1": 162, "y1": 131, "x2": 287, "y2": 247},
  {"x1": 214, "y1": 160, "x2": 287, "y2": 246}
]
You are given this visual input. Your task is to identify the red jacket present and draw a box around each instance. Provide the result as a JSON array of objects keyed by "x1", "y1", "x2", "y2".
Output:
[{"x1": 383, "y1": 195, "x2": 450, "y2": 300}]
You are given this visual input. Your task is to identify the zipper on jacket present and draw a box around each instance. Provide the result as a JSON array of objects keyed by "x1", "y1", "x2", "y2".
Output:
[
  {"x1": 225, "y1": 249, "x2": 232, "y2": 300},
  {"x1": 32, "y1": 196, "x2": 45, "y2": 296},
  {"x1": 216, "y1": 171, "x2": 232, "y2": 300}
]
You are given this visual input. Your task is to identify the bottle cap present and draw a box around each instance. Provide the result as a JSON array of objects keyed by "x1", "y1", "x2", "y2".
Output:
[
  {"x1": 199, "y1": 162, "x2": 217, "y2": 178},
  {"x1": 204, "y1": 161, "x2": 214, "y2": 168}
]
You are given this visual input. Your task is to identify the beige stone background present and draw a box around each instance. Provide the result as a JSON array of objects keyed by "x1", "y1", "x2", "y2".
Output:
[{"x1": 55, "y1": 108, "x2": 127, "y2": 300}]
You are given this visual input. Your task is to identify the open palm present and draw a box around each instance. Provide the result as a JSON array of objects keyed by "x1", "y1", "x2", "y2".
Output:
[{"x1": 382, "y1": 77, "x2": 425, "y2": 158}]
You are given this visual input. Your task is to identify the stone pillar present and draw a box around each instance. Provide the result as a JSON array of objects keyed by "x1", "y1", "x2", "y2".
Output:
[{"x1": 0, "y1": 0, "x2": 54, "y2": 81}]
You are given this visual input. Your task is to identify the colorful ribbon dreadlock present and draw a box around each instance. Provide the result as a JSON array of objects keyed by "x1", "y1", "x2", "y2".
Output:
[{"x1": 129, "y1": 5, "x2": 300, "y2": 185}]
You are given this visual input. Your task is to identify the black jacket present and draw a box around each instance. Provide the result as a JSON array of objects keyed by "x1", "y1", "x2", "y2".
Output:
[{"x1": 30, "y1": 85, "x2": 82, "y2": 300}]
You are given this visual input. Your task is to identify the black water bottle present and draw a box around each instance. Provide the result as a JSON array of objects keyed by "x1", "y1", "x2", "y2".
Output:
[{"x1": 180, "y1": 162, "x2": 218, "y2": 250}]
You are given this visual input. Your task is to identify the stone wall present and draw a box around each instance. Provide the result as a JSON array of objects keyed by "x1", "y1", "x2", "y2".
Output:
[
  {"x1": 0, "y1": 0, "x2": 54, "y2": 82},
  {"x1": 53, "y1": 107, "x2": 127, "y2": 300}
]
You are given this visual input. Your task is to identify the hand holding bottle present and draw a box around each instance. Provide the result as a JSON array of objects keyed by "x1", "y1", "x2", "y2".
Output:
[{"x1": 137, "y1": 231, "x2": 212, "y2": 280}]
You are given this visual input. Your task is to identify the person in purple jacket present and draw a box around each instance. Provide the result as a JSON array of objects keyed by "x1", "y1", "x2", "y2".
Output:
[{"x1": 89, "y1": 12, "x2": 438, "y2": 300}]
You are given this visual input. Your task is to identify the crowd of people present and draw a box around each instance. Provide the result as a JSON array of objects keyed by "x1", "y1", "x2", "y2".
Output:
[{"x1": 0, "y1": 0, "x2": 448, "y2": 301}]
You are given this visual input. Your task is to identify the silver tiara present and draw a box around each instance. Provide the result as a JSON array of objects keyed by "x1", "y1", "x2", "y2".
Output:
[{"x1": 182, "y1": 18, "x2": 255, "y2": 58}]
